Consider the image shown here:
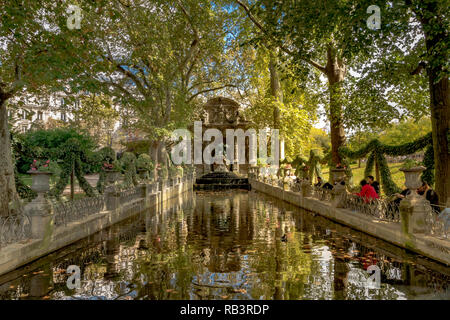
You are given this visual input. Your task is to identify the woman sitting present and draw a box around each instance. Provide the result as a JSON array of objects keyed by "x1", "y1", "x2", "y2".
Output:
[{"x1": 355, "y1": 180, "x2": 379, "y2": 203}]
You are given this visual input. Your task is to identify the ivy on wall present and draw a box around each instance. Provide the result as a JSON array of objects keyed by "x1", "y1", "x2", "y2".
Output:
[{"x1": 339, "y1": 132, "x2": 433, "y2": 195}]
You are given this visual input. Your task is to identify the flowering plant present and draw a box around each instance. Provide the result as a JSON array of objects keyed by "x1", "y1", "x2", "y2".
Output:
[
  {"x1": 102, "y1": 160, "x2": 121, "y2": 171},
  {"x1": 29, "y1": 159, "x2": 52, "y2": 172}
]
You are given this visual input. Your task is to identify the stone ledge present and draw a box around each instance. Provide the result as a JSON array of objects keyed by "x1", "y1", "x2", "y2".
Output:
[
  {"x1": 0, "y1": 181, "x2": 193, "y2": 276},
  {"x1": 250, "y1": 179, "x2": 450, "y2": 266}
]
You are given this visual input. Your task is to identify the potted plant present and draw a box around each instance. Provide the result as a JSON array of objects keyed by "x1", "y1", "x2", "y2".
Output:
[
  {"x1": 136, "y1": 154, "x2": 154, "y2": 180},
  {"x1": 400, "y1": 159, "x2": 426, "y2": 194}
]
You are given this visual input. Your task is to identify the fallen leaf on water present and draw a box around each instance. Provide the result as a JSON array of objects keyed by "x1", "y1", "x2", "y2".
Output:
[
  {"x1": 43, "y1": 296, "x2": 50, "y2": 300},
  {"x1": 221, "y1": 295, "x2": 229, "y2": 299}
]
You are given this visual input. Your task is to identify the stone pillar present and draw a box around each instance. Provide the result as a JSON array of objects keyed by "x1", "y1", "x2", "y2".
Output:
[
  {"x1": 331, "y1": 183, "x2": 347, "y2": 208},
  {"x1": 24, "y1": 172, "x2": 54, "y2": 240},
  {"x1": 399, "y1": 193, "x2": 431, "y2": 235},
  {"x1": 399, "y1": 166, "x2": 430, "y2": 236},
  {"x1": 105, "y1": 186, "x2": 120, "y2": 211},
  {"x1": 300, "y1": 180, "x2": 313, "y2": 198}
]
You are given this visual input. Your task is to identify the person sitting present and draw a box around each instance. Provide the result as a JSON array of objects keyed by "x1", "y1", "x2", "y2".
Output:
[
  {"x1": 418, "y1": 181, "x2": 440, "y2": 213},
  {"x1": 367, "y1": 175, "x2": 380, "y2": 196},
  {"x1": 393, "y1": 188, "x2": 411, "y2": 207},
  {"x1": 314, "y1": 176, "x2": 323, "y2": 188},
  {"x1": 355, "y1": 180, "x2": 379, "y2": 203},
  {"x1": 322, "y1": 182, "x2": 334, "y2": 190}
]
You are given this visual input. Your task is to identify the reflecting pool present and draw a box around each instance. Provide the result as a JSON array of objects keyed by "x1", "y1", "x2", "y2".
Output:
[{"x1": 0, "y1": 190, "x2": 449, "y2": 300}]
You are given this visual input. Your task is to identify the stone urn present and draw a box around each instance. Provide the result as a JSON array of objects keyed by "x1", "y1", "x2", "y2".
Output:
[
  {"x1": 105, "y1": 170, "x2": 120, "y2": 185},
  {"x1": 137, "y1": 169, "x2": 149, "y2": 180},
  {"x1": 399, "y1": 166, "x2": 428, "y2": 234},
  {"x1": 29, "y1": 171, "x2": 52, "y2": 194},
  {"x1": 400, "y1": 166, "x2": 426, "y2": 195},
  {"x1": 331, "y1": 168, "x2": 347, "y2": 184}
]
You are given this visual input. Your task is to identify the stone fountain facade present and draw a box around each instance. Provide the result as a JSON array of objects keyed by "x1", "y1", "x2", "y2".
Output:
[{"x1": 194, "y1": 97, "x2": 251, "y2": 190}]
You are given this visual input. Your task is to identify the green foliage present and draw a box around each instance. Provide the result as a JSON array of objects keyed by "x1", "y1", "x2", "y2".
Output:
[
  {"x1": 168, "y1": 165, "x2": 178, "y2": 178},
  {"x1": 157, "y1": 164, "x2": 169, "y2": 181},
  {"x1": 125, "y1": 140, "x2": 152, "y2": 156},
  {"x1": 136, "y1": 154, "x2": 154, "y2": 171},
  {"x1": 340, "y1": 132, "x2": 433, "y2": 195},
  {"x1": 422, "y1": 145, "x2": 435, "y2": 186},
  {"x1": 364, "y1": 152, "x2": 375, "y2": 180},
  {"x1": 49, "y1": 138, "x2": 96, "y2": 198},
  {"x1": 96, "y1": 147, "x2": 117, "y2": 194},
  {"x1": 376, "y1": 153, "x2": 401, "y2": 196},
  {"x1": 15, "y1": 170, "x2": 36, "y2": 200},
  {"x1": 401, "y1": 159, "x2": 422, "y2": 170},
  {"x1": 120, "y1": 152, "x2": 138, "y2": 188},
  {"x1": 14, "y1": 128, "x2": 96, "y2": 174},
  {"x1": 72, "y1": 93, "x2": 119, "y2": 147}
]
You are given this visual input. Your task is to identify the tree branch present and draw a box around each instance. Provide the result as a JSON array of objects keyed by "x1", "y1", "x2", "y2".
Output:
[
  {"x1": 235, "y1": 0, "x2": 326, "y2": 74},
  {"x1": 187, "y1": 84, "x2": 238, "y2": 102}
]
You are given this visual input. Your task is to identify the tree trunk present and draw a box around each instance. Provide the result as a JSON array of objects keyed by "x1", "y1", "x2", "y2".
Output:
[
  {"x1": 325, "y1": 46, "x2": 347, "y2": 166},
  {"x1": 269, "y1": 51, "x2": 283, "y2": 130},
  {"x1": 428, "y1": 73, "x2": 449, "y2": 204},
  {"x1": 414, "y1": 1, "x2": 450, "y2": 203},
  {"x1": 0, "y1": 98, "x2": 18, "y2": 217},
  {"x1": 70, "y1": 165, "x2": 75, "y2": 201}
]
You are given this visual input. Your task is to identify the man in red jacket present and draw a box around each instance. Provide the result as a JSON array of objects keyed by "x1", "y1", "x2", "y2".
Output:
[{"x1": 355, "y1": 180, "x2": 379, "y2": 203}]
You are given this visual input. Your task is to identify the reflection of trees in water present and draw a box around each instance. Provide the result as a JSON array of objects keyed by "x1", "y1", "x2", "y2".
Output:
[
  {"x1": 1, "y1": 190, "x2": 449, "y2": 300},
  {"x1": 272, "y1": 195, "x2": 450, "y2": 299}
]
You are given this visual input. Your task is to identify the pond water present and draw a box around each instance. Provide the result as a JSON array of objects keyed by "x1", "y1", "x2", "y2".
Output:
[{"x1": 0, "y1": 190, "x2": 449, "y2": 300}]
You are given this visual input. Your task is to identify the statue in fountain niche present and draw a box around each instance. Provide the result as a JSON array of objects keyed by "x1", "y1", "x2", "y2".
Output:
[{"x1": 213, "y1": 143, "x2": 230, "y2": 172}]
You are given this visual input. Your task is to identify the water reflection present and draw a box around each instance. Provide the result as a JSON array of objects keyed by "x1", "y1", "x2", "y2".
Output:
[{"x1": 0, "y1": 190, "x2": 449, "y2": 300}]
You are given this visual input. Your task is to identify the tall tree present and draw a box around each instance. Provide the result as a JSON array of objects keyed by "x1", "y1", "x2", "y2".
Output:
[
  {"x1": 236, "y1": 0, "x2": 354, "y2": 165},
  {"x1": 71, "y1": 0, "x2": 244, "y2": 166},
  {"x1": 0, "y1": 0, "x2": 90, "y2": 215},
  {"x1": 344, "y1": 0, "x2": 449, "y2": 202}
]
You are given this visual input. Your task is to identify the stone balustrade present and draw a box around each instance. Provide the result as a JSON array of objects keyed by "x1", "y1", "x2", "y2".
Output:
[{"x1": 0, "y1": 174, "x2": 195, "y2": 276}]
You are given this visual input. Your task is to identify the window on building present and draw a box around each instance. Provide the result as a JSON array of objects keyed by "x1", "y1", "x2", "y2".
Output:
[
  {"x1": 22, "y1": 125, "x2": 28, "y2": 133},
  {"x1": 61, "y1": 112, "x2": 67, "y2": 122},
  {"x1": 7, "y1": 109, "x2": 12, "y2": 118},
  {"x1": 37, "y1": 111, "x2": 43, "y2": 121}
]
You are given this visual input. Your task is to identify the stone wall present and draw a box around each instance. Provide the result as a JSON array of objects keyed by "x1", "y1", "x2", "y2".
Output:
[{"x1": 0, "y1": 176, "x2": 194, "y2": 276}]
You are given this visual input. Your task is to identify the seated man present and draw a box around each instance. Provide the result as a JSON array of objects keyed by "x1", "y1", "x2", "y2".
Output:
[
  {"x1": 314, "y1": 176, "x2": 323, "y2": 187},
  {"x1": 367, "y1": 175, "x2": 380, "y2": 196},
  {"x1": 355, "y1": 180, "x2": 379, "y2": 203},
  {"x1": 322, "y1": 182, "x2": 334, "y2": 190},
  {"x1": 392, "y1": 188, "x2": 411, "y2": 207},
  {"x1": 418, "y1": 181, "x2": 440, "y2": 213}
]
